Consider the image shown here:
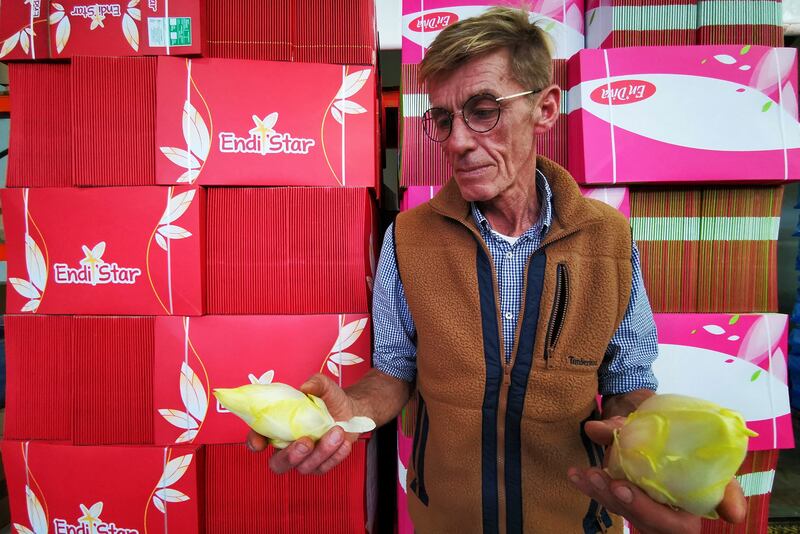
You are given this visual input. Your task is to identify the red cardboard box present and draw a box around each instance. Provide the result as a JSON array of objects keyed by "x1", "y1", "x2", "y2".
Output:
[
  {"x1": 154, "y1": 314, "x2": 372, "y2": 445},
  {"x1": 205, "y1": 440, "x2": 374, "y2": 533},
  {"x1": 206, "y1": 187, "x2": 376, "y2": 314},
  {"x1": 2, "y1": 187, "x2": 204, "y2": 315},
  {"x1": 2, "y1": 441, "x2": 202, "y2": 534},
  {"x1": 156, "y1": 57, "x2": 379, "y2": 187},
  {"x1": 0, "y1": 0, "x2": 48, "y2": 60}
]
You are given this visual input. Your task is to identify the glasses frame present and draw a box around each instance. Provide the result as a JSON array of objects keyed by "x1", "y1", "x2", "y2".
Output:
[{"x1": 422, "y1": 89, "x2": 542, "y2": 143}]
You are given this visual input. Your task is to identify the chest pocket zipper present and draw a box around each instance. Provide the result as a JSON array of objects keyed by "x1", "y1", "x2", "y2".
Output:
[{"x1": 544, "y1": 263, "x2": 569, "y2": 367}]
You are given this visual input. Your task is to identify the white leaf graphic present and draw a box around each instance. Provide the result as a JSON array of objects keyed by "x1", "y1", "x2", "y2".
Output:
[
  {"x1": 702, "y1": 325, "x2": 725, "y2": 335},
  {"x1": 153, "y1": 495, "x2": 165, "y2": 514},
  {"x1": 155, "y1": 233, "x2": 168, "y2": 252},
  {"x1": 122, "y1": 13, "x2": 139, "y2": 51},
  {"x1": 333, "y1": 99, "x2": 367, "y2": 115},
  {"x1": 25, "y1": 486, "x2": 46, "y2": 534},
  {"x1": 160, "y1": 147, "x2": 200, "y2": 170},
  {"x1": 329, "y1": 352, "x2": 364, "y2": 365},
  {"x1": 248, "y1": 370, "x2": 274, "y2": 384},
  {"x1": 25, "y1": 234, "x2": 47, "y2": 292},
  {"x1": 331, "y1": 106, "x2": 343, "y2": 125},
  {"x1": 782, "y1": 81, "x2": 798, "y2": 120},
  {"x1": 330, "y1": 318, "x2": 368, "y2": 353},
  {"x1": 55, "y1": 17, "x2": 71, "y2": 54},
  {"x1": 728, "y1": 335, "x2": 740, "y2": 341},
  {"x1": 750, "y1": 48, "x2": 796, "y2": 92},
  {"x1": 0, "y1": 32, "x2": 20, "y2": 59},
  {"x1": 175, "y1": 429, "x2": 198, "y2": 443},
  {"x1": 158, "y1": 454, "x2": 193, "y2": 488},
  {"x1": 53, "y1": 2, "x2": 65, "y2": 9},
  {"x1": 183, "y1": 100, "x2": 210, "y2": 160},
  {"x1": 21, "y1": 300, "x2": 40, "y2": 313},
  {"x1": 257, "y1": 112, "x2": 278, "y2": 130},
  {"x1": 49, "y1": 10, "x2": 64, "y2": 24},
  {"x1": 156, "y1": 488, "x2": 189, "y2": 503},
  {"x1": 335, "y1": 69, "x2": 371, "y2": 100},
  {"x1": 180, "y1": 361, "x2": 207, "y2": 422},
  {"x1": 129, "y1": 7, "x2": 141, "y2": 20},
  {"x1": 13, "y1": 525, "x2": 34, "y2": 534},
  {"x1": 327, "y1": 360, "x2": 340, "y2": 377},
  {"x1": 738, "y1": 315, "x2": 786, "y2": 364},
  {"x1": 159, "y1": 190, "x2": 196, "y2": 225},
  {"x1": 89, "y1": 502, "x2": 103, "y2": 517},
  {"x1": 158, "y1": 225, "x2": 192, "y2": 240},
  {"x1": 176, "y1": 169, "x2": 199, "y2": 183},
  {"x1": 713, "y1": 54, "x2": 736, "y2": 65},
  {"x1": 158, "y1": 409, "x2": 198, "y2": 430},
  {"x1": 770, "y1": 347, "x2": 788, "y2": 384},
  {"x1": 10, "y1": 278, "x2": 41, "y2": 300},
  {"x1": 19, "y1": 31, "x2": 29, "y2": 54},
  {"x1": 90, "y1": 242, "x2": 106, "y2": 259},
  {"x1": 128, "y1": 0, "x2": 139, "y2": 7}
]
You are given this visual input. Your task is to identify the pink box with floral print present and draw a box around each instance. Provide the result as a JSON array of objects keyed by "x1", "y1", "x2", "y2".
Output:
[
  {"x1": 568, "y1": 46, "x2": 800, "y2": 184},
  {"x1": 401, "y1": 0, "x2": 584, "y2": 63},
  {"x1": 653, "y1": 313, "x2": 793, "y2": 451},
  {"x1": 153, "y1": 314, "x2": 373, "y2": 445}
]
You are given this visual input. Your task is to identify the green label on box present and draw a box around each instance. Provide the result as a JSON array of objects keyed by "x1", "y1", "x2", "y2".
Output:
[{"x1": 168, "y1": 17, "x2": 192, "y2": 47}]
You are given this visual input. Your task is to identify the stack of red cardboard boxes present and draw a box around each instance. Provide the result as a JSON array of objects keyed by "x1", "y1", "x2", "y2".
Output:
[{"x1": 1, "y1": 1, "x2": 380, "y2": 532}]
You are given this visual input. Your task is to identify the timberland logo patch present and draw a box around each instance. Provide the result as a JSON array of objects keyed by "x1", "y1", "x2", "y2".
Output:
[{"x1": 569, "y1": 356, "x2": 598, "y2": 367}]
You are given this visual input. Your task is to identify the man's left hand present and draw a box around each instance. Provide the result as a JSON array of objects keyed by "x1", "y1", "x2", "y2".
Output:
[{"x1": 568, "y1": 417, "x2": 747, "y2": 534}]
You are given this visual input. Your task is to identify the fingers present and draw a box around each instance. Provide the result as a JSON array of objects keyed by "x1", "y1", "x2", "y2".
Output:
[
  {"x1": 568, "y1": 467, "x2": 701, "y2": 534},
  {"x1": 300, "y1": 374, "x2": 354, "y2": 421},
  {"x1": 316, "y1": 440, "x2": 352, "y2": 475},
  {"x1": 716, "y1": 478, "x2": 747, "y2": 525},
  {"x1": 246, "y1": 429, "x2": 269, "y2": 452},
  {"x1": 295, "y1": 427, "x2": 347, "y2": 475},
  {"x1": 584, "y1": 416, "x2": 626, "y2": 447},
  {"x1": 268, "y1": 437, "x2": 315, "y2": 475}
]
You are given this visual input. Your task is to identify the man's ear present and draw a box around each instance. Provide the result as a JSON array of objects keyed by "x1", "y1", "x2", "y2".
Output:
[{"x1": 533, "y1": 84, "x2": 561, "y2": 135}]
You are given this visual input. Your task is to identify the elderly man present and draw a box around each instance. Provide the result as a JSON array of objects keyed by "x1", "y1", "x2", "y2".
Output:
[{"x1": 249, "y1": 7, "x2": 746, "y2": 533}]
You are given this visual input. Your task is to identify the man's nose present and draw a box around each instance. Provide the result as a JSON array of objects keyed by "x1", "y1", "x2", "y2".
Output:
[{"x1": 444, "y1": 114, "x2": 477, "y2": 154}]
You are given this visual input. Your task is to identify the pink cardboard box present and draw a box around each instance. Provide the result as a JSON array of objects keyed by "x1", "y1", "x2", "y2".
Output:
[
  {"x1": 568, "y1": 46, "x2": 800, "y2": 184},
  {"x1": 2, "y1": 441, "x2": 202, "y2": 534},
  {"x1": 402, "y1": 184, "x2": 630, "y2": 217},
  {"x1": 401, "y1": 0, "x2": 584, "y2": 62},
  {"x1": 2, "y1": 186, "x2": 204, "y2": 315},
  {"x1": 653, "y1": 313, "x2": 793, "y2": 451},
  {"x1": 154, "y1": 314, "x2": 372, "y2": 445},
  {"x1": 156, "y1": 57, "x2": 379, "y2": 187}
]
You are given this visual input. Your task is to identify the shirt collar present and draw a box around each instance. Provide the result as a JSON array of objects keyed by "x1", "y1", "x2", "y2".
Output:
[{"x1": 470, "y1": 168, "x2": 553, "y2": 238}]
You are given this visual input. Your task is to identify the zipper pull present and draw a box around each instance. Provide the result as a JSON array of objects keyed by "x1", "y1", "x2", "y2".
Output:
[
  {"x1": 544, "y1": 346, "x2": 551, "y2": 369},
  {"x1": 503, "y1": 365, "x2": 511, "y2": 385}
]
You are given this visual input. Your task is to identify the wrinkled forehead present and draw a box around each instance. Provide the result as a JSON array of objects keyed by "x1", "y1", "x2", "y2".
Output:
[{"x1": 427, "y1": 50, "x2": 521, "y2": 109}]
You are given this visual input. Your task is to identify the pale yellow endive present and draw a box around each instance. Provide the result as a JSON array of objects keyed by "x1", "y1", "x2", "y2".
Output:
[
  {"x1": 214, "y1": 383, "x2": 376, "y2": 448},
  {"x1": 607, "y1": 394, "x2": 757, "y2": 518}
]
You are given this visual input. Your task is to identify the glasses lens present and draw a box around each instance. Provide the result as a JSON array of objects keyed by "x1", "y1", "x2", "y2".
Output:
[
  {"x1": 423, "y1": 108, "x2": 452, "y2": 142},
  {"x1": 464, "y1": 95, "x2": 501, "y2": 133}
]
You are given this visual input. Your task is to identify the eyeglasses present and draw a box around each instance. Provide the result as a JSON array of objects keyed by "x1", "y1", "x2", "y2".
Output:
[{"x1": 422, "y1": 89, "x2": 542, "y2": 143}]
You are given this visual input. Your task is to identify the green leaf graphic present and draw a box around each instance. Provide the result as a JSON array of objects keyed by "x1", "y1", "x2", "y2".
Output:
[
  {"x1": 750, "y1": 370, "x2": 762, "y2": 382},
  {"x1": 729, "y1": 314, "x2": 740, "y2": 325},
  {"x1": 762, "y1": 101, "x2": 773, "y2": 112},
  {"x1": 589, "y1": 11, "x2": 596, "y2": 25},
  {"x1": 740, "y1": 45, "x2": 751, "y2": 55}
]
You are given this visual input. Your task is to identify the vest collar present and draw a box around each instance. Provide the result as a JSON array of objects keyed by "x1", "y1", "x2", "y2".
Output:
[{"x1": 428, "y1": 156, "x2": 609, "y2": 240}]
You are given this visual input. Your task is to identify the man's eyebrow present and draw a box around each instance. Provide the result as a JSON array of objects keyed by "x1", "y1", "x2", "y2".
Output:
[{"x1": 429, "y1": 90, "x2": 499, "y2": 108}]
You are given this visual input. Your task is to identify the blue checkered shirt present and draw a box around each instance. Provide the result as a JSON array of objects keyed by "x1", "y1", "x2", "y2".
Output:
[{"x1": 373, "y1": 170, "x2": 659, "y2": 396}]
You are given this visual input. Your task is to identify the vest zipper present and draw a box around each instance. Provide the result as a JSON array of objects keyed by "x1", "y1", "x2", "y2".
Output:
[{"x1": 544, "y1": 263, "x2": 569, "y2": 369}]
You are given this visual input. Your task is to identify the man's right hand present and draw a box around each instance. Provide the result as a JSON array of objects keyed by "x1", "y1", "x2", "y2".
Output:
[{"x1": 246, "y1": 373, "x2": 360, "y2": 476}]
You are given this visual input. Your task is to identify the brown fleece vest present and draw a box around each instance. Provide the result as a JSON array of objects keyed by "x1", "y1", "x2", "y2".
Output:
[{"x1": 395, "y1": 157, "x2": 632, "y2": 534}]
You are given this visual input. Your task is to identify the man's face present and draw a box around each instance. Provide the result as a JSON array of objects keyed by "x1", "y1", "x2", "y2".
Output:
[{"x1": 427, "y1": 49, "x2": 540, "y2": 203}]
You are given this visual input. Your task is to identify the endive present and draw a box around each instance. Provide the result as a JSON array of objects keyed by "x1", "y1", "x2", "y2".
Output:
[
  {"x1": 214, "y1": 383, "x2": 376, "y2": 448},
  {"x1": 607, "y1": 394, "x2": 757, "y2": 518}
]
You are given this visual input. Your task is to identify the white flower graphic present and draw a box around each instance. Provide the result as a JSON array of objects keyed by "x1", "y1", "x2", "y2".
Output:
[
  {"x1": 12, "y1": 485, "x2": 47, "y2": 534},
  {"x1": 155, "y1": 190, "x2": 195, "y2": 252},
  {"x1": 158, "y1": 361, "x2": 207, "y2": 443},
  {"x1": 79, "y1": 242, "x2": 106, "y2": 286},
  {"x1": 248, "y1": 370, "x2": 275, "y2": 385},
  {"x1": 323, "y1": 316, "x2": 367, "y2": 378},
  {"x1": 161, "y1": 97, "x2": 212, "y2": 184},
  {"x1": 49, "y1": 3, "x2": 71, "y2": 54},
  {"x1": 78, "y1": 502, "x2": 103, "y2": 532},
  {"x1": 10, "y1": 233, "x2": 47, "y2": 313},
  {"x1": 330, "y1": 70, "x2": 370, "y2": 125}
]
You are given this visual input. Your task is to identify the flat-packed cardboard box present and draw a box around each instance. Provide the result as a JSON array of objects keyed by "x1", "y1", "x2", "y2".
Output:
[
  {"x1": 568, "y1": 46, "x2": 800, "y2": 183},
  {"x1": 653, "y1": 313, "x2": 793, "y2": 451},
  {"x1": 157, "y1": 57, "x2": 379, "y2": 187},
  {"x1": 2, "y1": 187, "x2": 204, "y2": 315},
  {"x1": 154, "y1": 314, "x2": 372, "y2": 445},
  {"x1": 2, "y1": 441, "x2": 202, "y2": 533}
]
